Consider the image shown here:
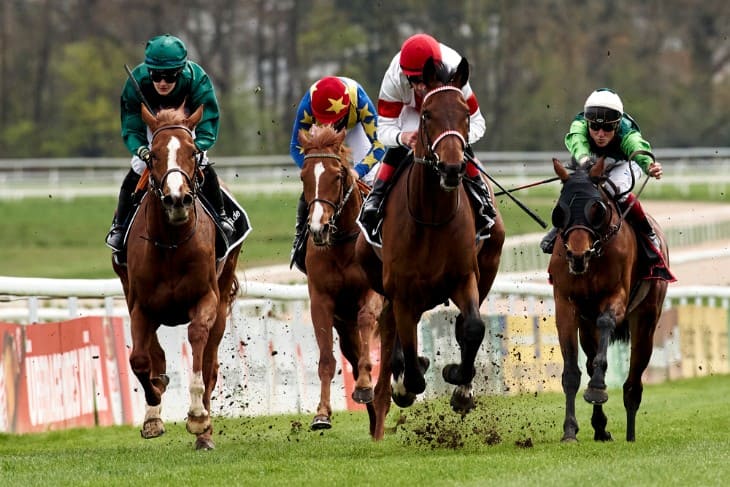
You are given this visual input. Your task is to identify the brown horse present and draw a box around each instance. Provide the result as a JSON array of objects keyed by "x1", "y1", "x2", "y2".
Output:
[
  {"x1": 112, "y1": 104, "x2": 241, "y2": 450},
  {"x1": 356, "y1": 58, "x2": 505, "y2": 440},
  {"x1": 548, "y1": 157, "x2": 668, "y2": 442},
  {"x1": 298, "y1": 124, "x2": 381, "y2": 430}
]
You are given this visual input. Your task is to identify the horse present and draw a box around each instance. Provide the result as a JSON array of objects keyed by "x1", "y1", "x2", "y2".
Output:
[
  {"x1": 356, "y1": 57, "x2": 505, "y2": 440},
  {"x1": 297, "y1": 124, "x2": 381, "y2": 430},
  {"x1": 112, "y1": 103, "x2": 241, "y2": 450},
  {"x1": 548, "y1": 157, "x2": 669, "y2": 442}
]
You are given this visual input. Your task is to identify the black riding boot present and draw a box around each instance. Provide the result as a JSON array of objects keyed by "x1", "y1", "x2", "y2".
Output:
[
  {"x1": 622, "y1": 196, "x2": 661, "y2": 260},
  {"x1": 540, "y1": 227, "x2": 559, "y2": 254},
  {"x1": 464, "y1": 175, "x2": 496, "y2": 240},
  {"x1": 106, "y1": 169, "x2": 141, "y2": 252},
  {"x1": 201, "y1": 166, "x2": 235, "y2": 242},
  {"x1": 290, "y1": 192, "x2": 308, "y2": 273},
  {"x1": 358, "y1": 147, "x2": 409, "y2": 241}
]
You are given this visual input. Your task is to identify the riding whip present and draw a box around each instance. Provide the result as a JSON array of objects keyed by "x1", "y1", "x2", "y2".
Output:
[
  {"x1": 124, "y1": 64, "x2": 154, "y2": 114},
  {"x1": 464, "y1": 152, "x2": 548, "y2": 228},
  {"x1": 494, "y1": 176, "x2": 561, "y2": 196}
]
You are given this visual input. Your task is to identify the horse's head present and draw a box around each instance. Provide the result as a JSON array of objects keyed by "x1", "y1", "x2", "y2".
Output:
[
  {"x1": 141, "y1": 103, "x2": 203, "y2": 226},
  {"x1": 415, "y1": 57, "x2": 471, "y2": 190},
  {"x1": 552, "y1": 157, "x2": 616, "y2": 274},
  {"x1": 298, "y1": 124, "x2": 355, "y2": 246}
]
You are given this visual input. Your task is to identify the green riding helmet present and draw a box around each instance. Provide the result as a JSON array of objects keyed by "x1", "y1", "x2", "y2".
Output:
[{"x1": 144, "y1": 34, "x2": 187, "y2": 70}]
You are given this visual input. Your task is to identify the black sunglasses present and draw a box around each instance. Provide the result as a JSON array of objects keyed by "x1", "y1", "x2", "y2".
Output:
[
  {"x1": 149, "y1": 69, "x2": 181, "y2": 83},
  {"x1": 588, "y1": 120, "x2": 618, "y2": 132}
]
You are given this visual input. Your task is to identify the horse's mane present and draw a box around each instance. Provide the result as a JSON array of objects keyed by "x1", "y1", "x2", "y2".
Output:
[
  {"x1": 154, "y1": 107, "x2": 186, "y2": 125},
  {"x1": 300, "y1": 125, "x2": 352, "y2": 162}
]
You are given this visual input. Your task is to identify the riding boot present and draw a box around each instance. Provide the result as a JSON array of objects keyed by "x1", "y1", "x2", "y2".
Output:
[
  {"x1": 106, "y1": 169, "x2": 141, "y2": 252},
  {"x1": 540, "y1": 227, "x2": 559, "y2": 254},
  {"x1": 622, "y1": 195, "x2": 662, "y2": 260},
  {"x1": 201, "y1": 166, "x2": 235, "y2": 242},
  {"x1": 290, "y1": 192, "x2": 308, "y2": 273},
  {"x1": 358, "y1": 146, "x2": 409, "y2": 240},
  {"x1": 463, "y1": 175, "x2": 496, "y2": 240}
]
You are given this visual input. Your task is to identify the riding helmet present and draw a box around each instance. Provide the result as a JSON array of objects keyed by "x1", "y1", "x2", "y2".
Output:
[
  {"x1": 310, "y1": 76, "x2": 350, "y2": 124},
  {"x1": 144, "y1": 34, "x2": 188, "y2": 70},
  {"x1": 399, "y1": 33, "x2": 442, "y2": 76},
  {"x1": 583, "y1": 88, "x2": 623, "y2": 123}
]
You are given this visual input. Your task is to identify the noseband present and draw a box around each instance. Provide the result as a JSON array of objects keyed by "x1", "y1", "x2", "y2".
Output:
[{"x1": 413, "y1": 86, "x2": 468, "y2": 178}]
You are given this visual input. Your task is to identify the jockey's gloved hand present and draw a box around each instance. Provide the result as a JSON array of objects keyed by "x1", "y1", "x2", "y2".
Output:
[
  {"x1": 578, "y1": 155, "x2": 591, "y2": 165},
  {"x1": 136, "y1": 146, "x2": 151, "y2": 164}
]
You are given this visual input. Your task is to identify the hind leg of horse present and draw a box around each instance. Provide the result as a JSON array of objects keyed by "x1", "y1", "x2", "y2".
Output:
[
  {"x1": 337, "y1": 313, "x2": 374, "y2": 405},
  {"x1": 185, "y1": 292, "x2": 218, "y2": 438},
  {"x1": 556, "y1": 300, "x2": 582, "y2": 442},
  {"x1": 372, "y1": 302, "x2": 395, "y2": 440},
  {"x1": 309, "y1": 295, "x2": 337, "y2": 430},
  {"x1": 584, "y1": 311, "x2": 615, "y2": 406},
  {"x1": 623, "y1": 318, "x2": 657, "y2": 441}
]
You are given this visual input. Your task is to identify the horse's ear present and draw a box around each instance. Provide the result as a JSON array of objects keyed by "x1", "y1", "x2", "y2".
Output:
[
  {"x1": 553, "y1": 158, "x2": 569, "y2": 181},
  {"x1": 186, "y1": 105, "x2": 204, "y2": 128},
  {"x1": 451, "y1": 58, "x2": 470, "y2": 87},
  {"x1": 297, "y1": 127, "x2": 310, "y2": 145},
  {"x1": 422, "y1": 57, "x2": 437, "y2": 84},
  {"x1": 141, "y1": 104, "x2": 156, "y2": 128},
  {"x1": 590, "y1": 157, "x2": 606, "y2": 179},
  {"x1": 335, "y1": 127, "x2": 346, "y2": 145}
]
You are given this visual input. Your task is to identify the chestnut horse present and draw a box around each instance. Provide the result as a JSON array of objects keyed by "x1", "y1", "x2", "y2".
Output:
[
  {"x1": 112, "y1": 104, "x2": 241, "y2": 450},
  {"x1": 298, "y1": 125, "x2": 381, "y2": 430},
  {"x1": 356, "y1": 58, "x2": 505, "y2": 440},
  {"x1": 548, "y1": 157, "x2": 668, "y2": 442}
]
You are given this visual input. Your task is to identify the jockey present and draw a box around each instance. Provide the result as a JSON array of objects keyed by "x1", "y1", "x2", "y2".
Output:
[
  {"x1": 541, "y1": 88, "x2": 673, "y2": 279},
  {"x1": 106, "y1": 34, "x2": 234, "y2": 253},
  {"x1": 358, "y1": 33, "x2": 495, "y2": 243},
  {"x1": 289, "y1": 75, "x2": 385, "y2": 271}
]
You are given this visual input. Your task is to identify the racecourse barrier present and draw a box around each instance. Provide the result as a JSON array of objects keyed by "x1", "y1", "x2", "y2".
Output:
[{"x1": 1, "y1": 274, "x2": 729, "y2": 434}]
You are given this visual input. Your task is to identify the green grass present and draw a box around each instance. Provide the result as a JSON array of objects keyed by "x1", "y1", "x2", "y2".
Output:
[
  {"x1": 0, "y1": 180, "x2": 726, "y2": 279},
  {"x1": 0, "y1": 375, "x2": 727, "y2": 486}
]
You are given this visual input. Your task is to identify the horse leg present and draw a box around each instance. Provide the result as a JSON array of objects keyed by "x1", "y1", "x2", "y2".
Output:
[
  {"x1": 392, "y1": 300, "x2": 427, "y2": 397},
  {"x1": 372, "y1": 301, "x2": 395, "y2": 440},
  {"x1": 309, "y1": 294, "x2": 336, "y2": 430},
  {"x1": 185, "y1": 292, "x2": 218, "y2": 438},
  {"x1": 442, "y1": 278, "x2": 483, "y2": 413},
  {"x1": 584, "y1": 310, "x2": 615, "y2": 406},
  {"x1": 337, "y1": 312, "x2": 374, "y2": 405},
  {"x1": 556, "y1": 299, "x2": 581, "y2": 442},
  {"x1": 624, "y1": 313, "x2": 658, "y2": 441},
  {"x1": 128, "y1": 310, "x2": 166, "y2": 439},
  {"x1": 352, "y1": 290, "x2": 381, "y2": 403}
]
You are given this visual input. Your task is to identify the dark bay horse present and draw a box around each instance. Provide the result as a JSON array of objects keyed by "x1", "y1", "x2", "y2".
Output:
[
  {"x1": 548, "y1": 157, "x2": 668, "y2": 442},
  {"x1": 298, "y1": 125, "x2": 381, "y2": 430},
  {"x1": 356, "y1": 58, "x2": 505, "y2": 440},
  {"x1": 112, "y1": 104, "x2": 241, "y2": 450}
]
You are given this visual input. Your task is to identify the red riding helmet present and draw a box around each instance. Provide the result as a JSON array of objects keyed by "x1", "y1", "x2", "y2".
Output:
[
  {"x1": 399, "y1": 33, "x2": 442, "y2": 76},
  {"x1": 310, "y1": 77, "x2": 350, "y2": 124}
]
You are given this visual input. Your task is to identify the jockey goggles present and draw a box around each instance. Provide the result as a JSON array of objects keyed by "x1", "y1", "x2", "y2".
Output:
[
  {"x1": 149, "y1": 68, "x2": 182, "y2": 83},
  {"x1": 588, "y1": 120, "x2": 618, "y2": 132}
]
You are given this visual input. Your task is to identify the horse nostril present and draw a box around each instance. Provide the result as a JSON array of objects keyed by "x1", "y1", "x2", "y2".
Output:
[
  {"x1": 162, "y1": 195, "x2": 174, "y2": 207},
  {"x1": 182, "y1": 193, "x2": 194, "y2": 207}
]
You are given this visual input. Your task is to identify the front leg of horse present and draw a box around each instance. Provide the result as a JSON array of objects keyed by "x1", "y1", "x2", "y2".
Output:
[
  {"x1": 583, "y1": 312, "x2": 615, "y2": 405},
  {"x1": 393, "y1": 302, "x2": 427, "y2": 397},
  {"x1": 185, "y1": 298, "x2": 218, "y2": 438},
  {"x1": 129, "y1": 317, "x2": 167, "y2": 439}
]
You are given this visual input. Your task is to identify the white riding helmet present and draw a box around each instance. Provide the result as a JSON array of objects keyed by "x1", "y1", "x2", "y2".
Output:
[{"x1": 583, "y1": 88, "x2": 623, "y2": 123}]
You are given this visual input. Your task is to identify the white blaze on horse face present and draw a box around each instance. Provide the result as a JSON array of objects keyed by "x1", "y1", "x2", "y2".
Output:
[
  {"x1": 310, "y1": 162, "x2": 326, "y2": 231},
  {"x1": 165, "y1": 136, "x2": 185, "y2": 197},
  {"x1": 188, "y1": 371, "x2": 208, "y2": 417}
]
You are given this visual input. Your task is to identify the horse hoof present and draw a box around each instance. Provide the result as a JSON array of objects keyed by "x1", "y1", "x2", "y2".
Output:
[
  {"x1": 195, "y1": 437, "x2": 216, "y2": 450},
  {"x1": 311, "y1": 415, "x2": 332, "y2": 430},
  {"x1": 594, "y1": 431, "x2": 613, "y2": 442},
  {"x1": 140, "y1": 418, "x2": 165, "y2": 439},
  {"x1": 392, "y1": 391, "x2": 417, "y2": 408},
  {"x1": 583, "y1": 387, "x2": 608, "y2": 405},
  {"x1": 186, "y1": 414, "x2": 211, "y2": 435},
  {"x1": 352, "y1": 387, "x2": 374, "y2": 404},
  {"x1": 561, "y1": 436, "x2": 578, "y2": 443},
  {"x1": 449, "y1": 386, "x2": 475, "y2": 414}
]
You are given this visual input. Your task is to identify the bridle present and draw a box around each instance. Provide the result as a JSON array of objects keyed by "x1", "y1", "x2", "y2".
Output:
[
  {"x1": 141, "y1": 123, "x2": 203, "y2": 249},
  {"x1": 413, "y1": 86, "x2": 468, "y2": 179},
  {"x1": 302, "y1": 151, "x2": 358, "y2": 242}
]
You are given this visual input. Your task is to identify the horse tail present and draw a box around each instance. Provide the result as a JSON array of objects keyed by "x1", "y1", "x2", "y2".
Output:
[{"x1": 226, "y1": 274, "x2": 240, "y2": 317}]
